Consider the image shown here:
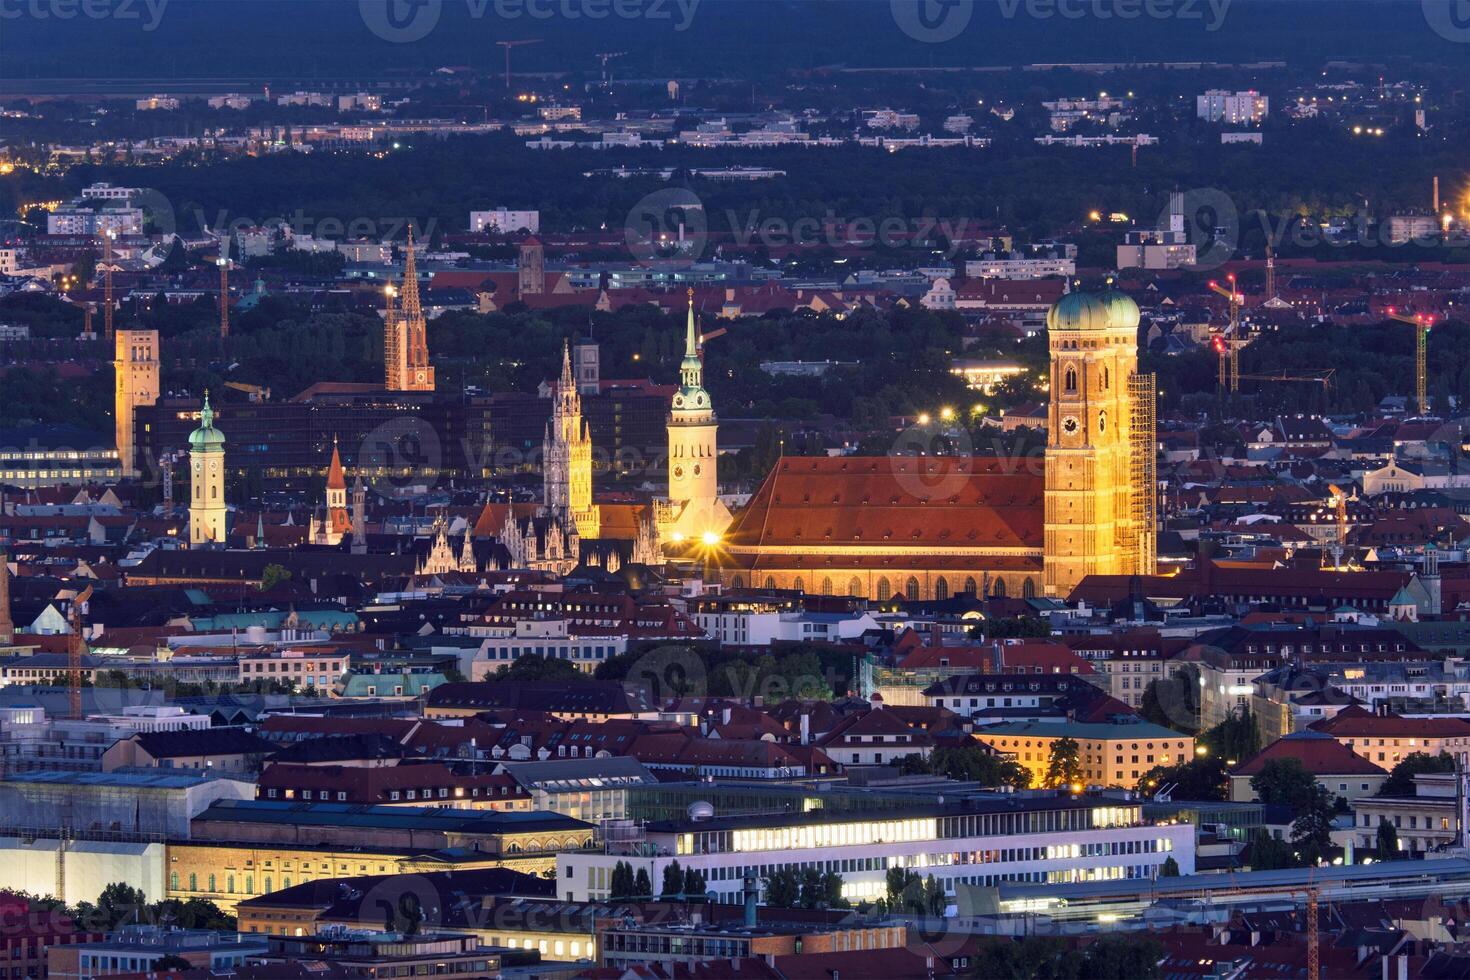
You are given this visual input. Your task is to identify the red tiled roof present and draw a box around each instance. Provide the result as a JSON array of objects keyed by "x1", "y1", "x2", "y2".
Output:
[
  {"x1": 723, "y1": 456, "x2": 1044, "y2": 552},
  {"x1": 1310, "y1": 704, "x2": 1470, "y2": 739},
  {"x1": 1232, "y1": 732, "x2": 1388, "y2": 777}
]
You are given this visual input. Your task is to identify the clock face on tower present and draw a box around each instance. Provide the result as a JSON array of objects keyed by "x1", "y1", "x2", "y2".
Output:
[{"x1": 1061, "y1": 416, "x2": 1080, "y2": 435}]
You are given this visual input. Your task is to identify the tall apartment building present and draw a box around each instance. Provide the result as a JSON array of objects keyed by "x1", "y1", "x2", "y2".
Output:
[{"x1": 1197, "y1": 90, "x2": 1269, "y2": 125}]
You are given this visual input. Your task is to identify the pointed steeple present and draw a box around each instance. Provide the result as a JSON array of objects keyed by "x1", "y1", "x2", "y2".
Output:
[
  {"x1": 560, "y1": 339, "x2": 574, "y2": 389},
  {"x1": 680, "y1": 288, "x2": 703, "y2": 390},
  {"x1": 255, "y1": 512, "x2": 266, "y2": 549},
  {"x1": 399, "y1": 227, "x2": 423, "y2": 324},
  {"x1": 326, "y1": 435, "x2": 346, "y2": 491}
]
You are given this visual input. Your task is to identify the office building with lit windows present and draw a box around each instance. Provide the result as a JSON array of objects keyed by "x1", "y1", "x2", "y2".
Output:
[{"x1": 556, "y1": 796, "x2": 1192, "y2": 905}]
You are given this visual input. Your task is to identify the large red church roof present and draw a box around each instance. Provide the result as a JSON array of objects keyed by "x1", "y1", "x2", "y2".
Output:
[{"x1": 723, "y1": 456, "x2": 1044, "y2": 551}]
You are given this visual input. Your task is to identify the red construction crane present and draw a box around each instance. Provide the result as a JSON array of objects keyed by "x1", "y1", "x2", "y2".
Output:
[{"x1": 1208, "y1": 274, "x2": 1244, "y2": 394}]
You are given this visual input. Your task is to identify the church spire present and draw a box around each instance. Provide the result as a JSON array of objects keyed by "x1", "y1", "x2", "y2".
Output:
[
  {"x1": 560, "y1": 338, "x2": 574, "y2": 389},
  {"x1": 680, "y1": 288, "x2": 702, "y2": 390},
  {"x1": 399, "y1": 227, "x2": 423, "y2": 324},
  {"x1": 326, "y1": 435, "x2": 346, "y2": 491}
]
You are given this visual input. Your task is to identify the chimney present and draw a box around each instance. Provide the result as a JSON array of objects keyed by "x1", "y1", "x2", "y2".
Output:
[
  {"x1": 929, "y1": 623, "x2": 944, "y2": 647},
  {"x1": 799, "y1": 713, "x2": 810, "y2": 746},
  {"x1": 743, "y1": 875, "x2": 758, "y2": 927},
  {"x1": 722, "y1": 707, "x2": 732, "y2": 725}
]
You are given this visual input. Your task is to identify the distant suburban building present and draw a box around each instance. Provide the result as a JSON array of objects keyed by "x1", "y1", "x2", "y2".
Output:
[
  {"x1": 470, "y1": 208, "x2": 540, "y2": 234},
  {"x1": 1197, "y1": 90, "x2": 1269, "y2": 125}
]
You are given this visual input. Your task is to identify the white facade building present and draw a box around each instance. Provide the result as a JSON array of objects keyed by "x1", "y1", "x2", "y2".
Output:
[
  {"x1": 470, "y1": 208, "x2": 540, "y2": 235},
  {"x1": 558, "y1": 798, "x2": 1192, "y2": 905},
  {"x1": 1197, "y1": 90, "x2": 1269, "y2": 125}
]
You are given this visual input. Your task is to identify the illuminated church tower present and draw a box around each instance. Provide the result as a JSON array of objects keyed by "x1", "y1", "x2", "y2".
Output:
[
  {"x1": 544, "y1": 341, "x2": 598, "y2": 538},
  {"x1": 188, "y1": 393, "x2": 228, "y2": 547},
  {"x1": 384, "y1": 230, "x2": 434, "y2": 392},
  {"x1": 662, "y1": 289, "x2": 729, "y2": 545},
  {"x1": 310, "y1": 437, "x2": 351, "y2": 546},
  {"x1": 1043, "y1": 290, "x2": 1157, "y2": 597}
]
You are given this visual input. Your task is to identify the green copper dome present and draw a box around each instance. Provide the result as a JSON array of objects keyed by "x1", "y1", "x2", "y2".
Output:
[
  {"x1": 1099, "y1": 288, "x2": 1141, "y2": 330},
  {"x1": 1046, "y1": 291, "x2": 1110, "y2": 332},
  {"x1": 189, "y1": 393, "x2": 225, "y2": 451}
]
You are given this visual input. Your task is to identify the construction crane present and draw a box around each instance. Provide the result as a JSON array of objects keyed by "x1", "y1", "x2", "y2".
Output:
[
  {"x1": 497, "y1": 39, "x2": 541, "y2": 90},
  {"x1": 1327, "y1": 483, "x2": 1349, "y2": 570},
  {"x1": 1265, "y1": 239, "x2": 1277, "y2": 300},
  {"x1": 1208, "y1": 274, "x2": 1243, "y2": 394},
  {"x1": 595, "y1": 51, "x2": 626, "y2": 87},
  {"x1": 218, "y1": 256, "x2": 230, "y2": 339},
  {"x1": 102, "y1": 229, "x2": 115, "y2": 343},
  {"x1": 1385, "y1": 306, "x2": 1434, "y2": 416},
  {"x1": 1306, "y1": 881, "x2": 1320, "y2": 980},
  {"x1": 67, "y1": 584, "x2": 94, "y2": 720},
  {"x1": 223, "y1": 381, "x2": 271, "y2": 403}
]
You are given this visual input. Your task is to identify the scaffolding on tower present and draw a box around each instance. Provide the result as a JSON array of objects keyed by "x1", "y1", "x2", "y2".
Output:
[{"x1": 1128, "y1": 372, "x2": 1158, "y2": 575}]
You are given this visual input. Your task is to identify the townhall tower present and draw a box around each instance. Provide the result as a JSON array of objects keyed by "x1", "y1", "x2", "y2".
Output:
[
  {"x1": 1042, "y1": 290, "x2": 1157, "y2": 597},
  {"x1": 544, "y1": 341, "x2": 598, "y2": 538},
  {"x1": 188, "y1": 393, "x2": 227, "y2": 547}
]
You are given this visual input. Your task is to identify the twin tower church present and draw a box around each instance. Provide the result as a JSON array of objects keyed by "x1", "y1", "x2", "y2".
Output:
[{"x1": 187, "y1": 284, "x2": 1155, "y2": 599}]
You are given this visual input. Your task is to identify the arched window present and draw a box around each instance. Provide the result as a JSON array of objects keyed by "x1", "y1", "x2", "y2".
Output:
[
  {"x1": 993, "y1": 578, "x2": 1008, "y2": 598},
  {"x1": 208, "y1": 874, "x2": 216, "y2": 893},
  {"x1": 820, "y1": 577, "x2": 833, "y2": 596},
  {"x1": 1064, "y1": 367, "x2": 1078, "y2": 392},
  {"x1": 935, "y1": 576, "x2": 949, "y2": 601},
  {"x1": 848, "y1": 577, "x2": 862, "y2": 597},
  {"x1": 764, "y1": 576, "x2": 776, "y2": 590},
  {"x1": 730, "y1": 575, "x2": 744, "y2": 590},
  {"x1": 964, "y1": 576, "x2": 978, "y2": 596},
  {"x1": 189, "y1": 873, "x2": 197, "y2": 892},
  {"x1": 905, "y1": 576, "x2": 920, "y2": 601},
  {"x1": 793, "y1": 576, "x2": 804, "y2": 594},
  {"x1": 1022, "y1": 577, "x2": 1036, "y2": 599},
  {"x1": 877, "y1": 578, "x2": 892, "y2": 601},
  {"x1": 1102, "y1": 365, "x2": 1110, "y2": 389}
]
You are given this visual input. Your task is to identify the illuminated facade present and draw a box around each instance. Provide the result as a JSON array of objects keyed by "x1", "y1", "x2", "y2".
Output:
[
  {"x1": 384, "y1": 231, "x2": 434, "y2": 392},
  {"x1": 557, "y1": 798, "x2": 1192, "y2": 905},
  {"x1": 716, "y1": 290, "x2": 1154, "y2": 600},
  {"x1": 114, "y1": 328, "x2": 159, "y2": 477},
  {"x1": 187, "y1": 394, "x2": 227, "y2": 547},
  {"x1": 971, "y1": 721, "x2": 1195, "y2": 789},
  {"x1": 308, "y1": 438, "x2": 351, "y2": 546},
  {"x1": 1042, "y1": 290, "x2": 1156, "y2": 597},
  {"x1": 661, "y1": 290, "x2": 730, "y2": 547},
  {"x1": 544, "y1": 342, "x2": 598, "y2": 538}
]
